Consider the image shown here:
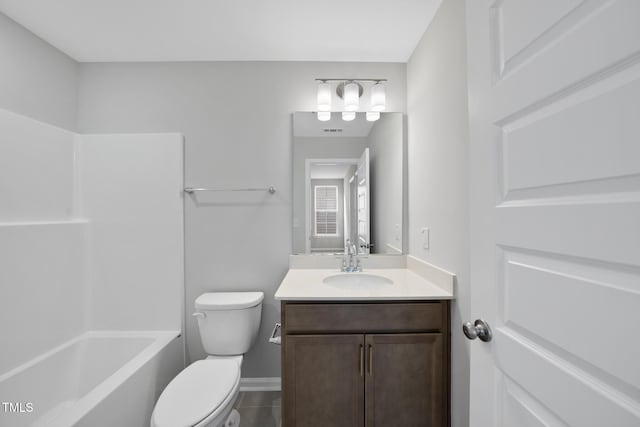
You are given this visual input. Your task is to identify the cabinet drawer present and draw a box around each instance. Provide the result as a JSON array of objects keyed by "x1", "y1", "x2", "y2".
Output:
[{"x1": 283, "y1": 301, "x2": 446, "y2": 333}]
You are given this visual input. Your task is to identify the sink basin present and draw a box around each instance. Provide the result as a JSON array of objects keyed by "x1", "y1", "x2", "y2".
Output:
[{"x1": 322, "y1": 273, "x2": 393, "y2": 289}]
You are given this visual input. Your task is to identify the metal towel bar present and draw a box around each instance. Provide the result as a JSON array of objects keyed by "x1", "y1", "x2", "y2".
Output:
[{"x1": 184, "y1": 186, "x2": 276, "y2": 194}]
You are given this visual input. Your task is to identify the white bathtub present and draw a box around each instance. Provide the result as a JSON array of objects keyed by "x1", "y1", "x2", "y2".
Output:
[{"x1": 0, "y1": 331, "x2": 183, "y2": 427}]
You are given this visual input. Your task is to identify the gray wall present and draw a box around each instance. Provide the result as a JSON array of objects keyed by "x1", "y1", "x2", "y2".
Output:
[
  {"x1": 367, "y1": 113, "x2": 404, "y2": 254},
  {"x1": 76, "y1": 61, "x2": 407, "y2": 377},
  {"x1": 0, "y1": 13, "x2": 78, "y2": 130},
  {"x1": 407, "y1": 1, "x2": 470, "y2": 426}
]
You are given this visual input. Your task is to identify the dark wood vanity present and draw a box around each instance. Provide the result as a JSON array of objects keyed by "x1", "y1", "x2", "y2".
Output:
[{"x1": 280, "y1": 300, "x2": 451, "y2": 427}]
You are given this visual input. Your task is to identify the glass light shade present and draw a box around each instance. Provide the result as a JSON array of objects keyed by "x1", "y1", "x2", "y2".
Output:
[
  {"x1": 342, "y1": 111, "x2": 356, "y2": 121},
  {"x1": 366, "y1": 111, "x2": 380, "y2": 122},
  {"x1": 370, "y1": 83, "x2": 386, "y2": 111},
  {"x1": 343, "y1": 82, "x2": 359, "y2": 112},
  {"x1": 317, "y1": 111, "x2": 331, "y2": 121},
  {"x1": 317, "y1": 83, "x2": 332, "y2": 111}
]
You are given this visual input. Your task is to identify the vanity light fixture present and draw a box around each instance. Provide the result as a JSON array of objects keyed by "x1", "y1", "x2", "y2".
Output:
[
  {"x1": 315, "y1": 78, "x2": 388, "y2": 121},
  {"x1": 317, "y1": 111, "x2": 331, "y2": 121},
  {"x1": 342, "y1": 111, "x2": 356, "y2": 121},
  {"x1": 316, "y1": 82, "x2": 332, "y2": 112},
  {"x1": 366, "y1": 111, "x2": 380, "y2": 122},
  {"x1": 343, "y1": 82, "x2": 360, "y2": 111},
  {"x1": 370, "y1": 82, "x2": 386, "y2": 111}
]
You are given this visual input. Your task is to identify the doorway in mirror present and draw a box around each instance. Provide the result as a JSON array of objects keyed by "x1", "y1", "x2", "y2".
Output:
[{"x1": 293, "y1": 112, "x2": 404, "y2": 255}]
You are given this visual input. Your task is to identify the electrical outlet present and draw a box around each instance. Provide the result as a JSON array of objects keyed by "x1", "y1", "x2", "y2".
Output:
[{"x1": 421, "y1": 227, "x2": 430, "y2": 249}]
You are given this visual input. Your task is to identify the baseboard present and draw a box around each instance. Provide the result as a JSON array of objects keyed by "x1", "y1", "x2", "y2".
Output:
[{"x1": 240, "y1": 377, "x2": 281, "y2": 392}]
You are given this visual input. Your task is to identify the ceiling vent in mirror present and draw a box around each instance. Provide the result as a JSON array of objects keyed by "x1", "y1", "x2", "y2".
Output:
[{"x1": 315, "y1": 78, "x2": 387, "y2": 122}]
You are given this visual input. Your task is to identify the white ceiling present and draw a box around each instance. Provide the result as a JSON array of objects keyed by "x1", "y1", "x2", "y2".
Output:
[
  {"x1": 310, "y1": 162, "x2": 355, "y2": 180},
  {"x1": 0, "y1": 0, "x2": 442, "y2": 62}
]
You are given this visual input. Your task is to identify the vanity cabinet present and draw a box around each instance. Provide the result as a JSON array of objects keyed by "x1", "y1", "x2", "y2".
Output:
[{"x1": 281, "y1": 301, "x2": 450, "y2": 427}]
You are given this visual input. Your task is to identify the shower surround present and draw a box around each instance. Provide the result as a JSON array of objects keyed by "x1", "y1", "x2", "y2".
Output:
[{"x1": 0, "y1": 109, "x2": 185, "y2": 426}]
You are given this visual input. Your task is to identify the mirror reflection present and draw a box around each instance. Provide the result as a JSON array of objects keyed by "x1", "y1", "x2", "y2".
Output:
[{"x1": 292, "y1": 112, "x2": 404, "y2": 255}]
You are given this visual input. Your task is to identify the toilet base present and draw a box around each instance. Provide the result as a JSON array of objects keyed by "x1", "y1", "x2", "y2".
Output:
[
  {"x1": 195, "y1": 392, "x2": 239, "y2": 427},
  {"x1": 223, "y1": 409, "x2": 240, "y2": 427}
]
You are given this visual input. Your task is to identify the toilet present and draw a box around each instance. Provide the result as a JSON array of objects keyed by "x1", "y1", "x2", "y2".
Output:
[{"x1": 151, "y1": 291, "x2": 264, "y2": 427}]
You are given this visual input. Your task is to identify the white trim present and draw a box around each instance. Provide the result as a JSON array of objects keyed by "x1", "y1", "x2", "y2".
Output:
[
  {"x1": 0, "y1": 218, "x2": 89, "y2": 227},
  {"x1": 239, "y1": 377, "x2": 281, "y2": 392},
  {"x1": 305, "y1": 159, "x2": 311, "y2": 253},
  {"x1": 304, "y1": 158, "x2": 359, "y2": 254}
]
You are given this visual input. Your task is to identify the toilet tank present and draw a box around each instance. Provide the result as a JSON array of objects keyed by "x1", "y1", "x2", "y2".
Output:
[{"x1": 194, "y1": 292, "x2": 264, "y2": 356}]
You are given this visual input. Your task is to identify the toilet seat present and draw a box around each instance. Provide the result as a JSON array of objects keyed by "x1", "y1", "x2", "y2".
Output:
[{"x1": 151, "y1": 359, "x2": 240, "y2": 427}]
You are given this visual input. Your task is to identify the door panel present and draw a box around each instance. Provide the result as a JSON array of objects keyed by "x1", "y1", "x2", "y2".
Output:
[
  {"x1": 283, "y1": 334, "x2": 364, "y2": 427},
  {"x1": 500, "y1": 74, "x2": 640, "y2": 195},
  {"x1": 356, "y1": 148, "x2": 371, "y2": 254},
  {"x1": 501, "y1": 377, "x2": 570, "y2": 427},
  {"x1": 496, "y1": 328, "x2": 640, "y2": 426},
  {"x1": 365, "y1": 334, "x2": 446, "y2": 427},
  {"x1": 502, "y1": 249, "x2": 640, "y2": 390},
  {"x1": 496, "y1": 202, "x2": 640, "y2": 266},
  {"x1": 467, "y1": 0, "x2": 640, "y2": 426},
  {"x1": 499, "y1": 0, "x2": 582, "y2": 64}
]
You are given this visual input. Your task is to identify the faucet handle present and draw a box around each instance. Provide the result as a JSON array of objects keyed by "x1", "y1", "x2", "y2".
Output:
[{"x1": 355, "y1": 258, "x2": 362, "y2": 272}]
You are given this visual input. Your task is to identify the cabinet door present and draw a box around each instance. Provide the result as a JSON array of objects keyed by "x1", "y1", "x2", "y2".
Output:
[
  {"x1": 365, "y1": 333, "x2": 445, "y2": 427},
  {"x1": 284, "y1": 334, "x2": 365, "y2": 427}
]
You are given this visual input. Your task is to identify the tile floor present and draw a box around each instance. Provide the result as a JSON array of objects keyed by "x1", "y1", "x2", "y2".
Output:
[{"x1": 232, "y1": 391, "x2": 281, "y2": 427}]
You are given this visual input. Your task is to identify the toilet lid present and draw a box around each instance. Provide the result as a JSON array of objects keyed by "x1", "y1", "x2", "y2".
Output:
[{"x1": 152, "y1": 359, "x2": 240, "y2": 427}]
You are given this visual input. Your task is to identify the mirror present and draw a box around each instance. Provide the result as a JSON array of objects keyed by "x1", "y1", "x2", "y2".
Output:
[{"x1": 292, "y1": 112, "x2": 404, "y2": 255}]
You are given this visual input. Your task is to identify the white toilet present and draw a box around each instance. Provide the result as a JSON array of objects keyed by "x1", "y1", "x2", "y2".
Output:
[{"x1": 151, "y1": 291, "x2": 264, "y2": 427}]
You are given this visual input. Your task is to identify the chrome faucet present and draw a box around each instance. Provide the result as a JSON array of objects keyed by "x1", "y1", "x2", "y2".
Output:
[{"x1": 341, "y1": 239, "x2": 362, "y2": 272}]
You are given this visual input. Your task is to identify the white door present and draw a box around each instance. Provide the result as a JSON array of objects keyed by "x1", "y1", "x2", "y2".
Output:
[
  {"x1": 356, "y1": 148, "x2": 371, "y2": 254},
  {"x1": 467, "y1": 1, "x2": 640, "y2": 426}
]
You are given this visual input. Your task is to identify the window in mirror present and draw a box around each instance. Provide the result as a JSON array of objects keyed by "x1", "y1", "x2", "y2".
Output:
[{"x1": 314, "y1": 185, "x2": 338, "y2": 236}]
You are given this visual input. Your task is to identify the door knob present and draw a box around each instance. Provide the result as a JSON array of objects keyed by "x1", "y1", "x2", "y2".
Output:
[{"x1": 463, "y1": 319, "x2": 492, "y2": 342}]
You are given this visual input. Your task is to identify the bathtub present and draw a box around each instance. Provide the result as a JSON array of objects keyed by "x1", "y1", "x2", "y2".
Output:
[{"x1": 0, "y1": 331, "x2": 183, "y2": 427}]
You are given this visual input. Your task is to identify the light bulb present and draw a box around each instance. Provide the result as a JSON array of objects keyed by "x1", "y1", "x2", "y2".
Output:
[
  {"x1": 317, "y1": 111, "x2": 331, "y2": 121},
  {"x1": 317, "y1": 83, "x2": 332, "y2": 112},
  {"x1": 342, "y1": 111, "x2": 356, "y2": 121},
  {"x1": 370, "y1": 82, "x2": 386, "y2": 111},
  {"x1": 366, "y1": 111, "x2": 380, "y2": 122},
  {"x1": 343, "y1": 82, "x2": 359, "y2": 112}
]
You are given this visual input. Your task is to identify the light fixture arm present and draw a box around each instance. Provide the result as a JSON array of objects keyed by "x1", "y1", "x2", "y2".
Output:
[
  {"x1": 316, "y1": 78, "x2": 387, "y2": 100},
  {"x1": 314, "y1": 78, "x2": 387, "y2": 84}
]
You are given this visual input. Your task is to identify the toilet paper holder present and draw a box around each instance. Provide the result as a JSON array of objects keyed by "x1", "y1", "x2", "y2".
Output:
[{"x1": 269, "y1": 322, "x2": 281, "y2": 345}]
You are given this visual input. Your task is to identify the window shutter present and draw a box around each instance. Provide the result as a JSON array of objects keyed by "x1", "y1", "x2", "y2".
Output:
[{"x1": 314, "y1": 185, "x2": 338, "y2": 236}]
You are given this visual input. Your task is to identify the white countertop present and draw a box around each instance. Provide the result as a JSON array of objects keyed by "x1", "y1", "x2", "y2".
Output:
[{"x1": 274, "y1": 268, "x2": 454, "y2": 301}]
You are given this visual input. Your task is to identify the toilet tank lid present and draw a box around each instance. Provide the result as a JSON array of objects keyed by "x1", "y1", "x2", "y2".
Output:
[{"x1": 195, "y1": 292, "x2": 264, "y2": 310}]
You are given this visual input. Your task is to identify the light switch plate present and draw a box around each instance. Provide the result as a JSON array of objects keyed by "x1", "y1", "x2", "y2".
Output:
[{"x1": 421, "y1": 227, "x2": 430, "y2": 249}]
